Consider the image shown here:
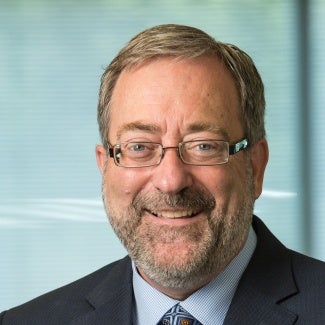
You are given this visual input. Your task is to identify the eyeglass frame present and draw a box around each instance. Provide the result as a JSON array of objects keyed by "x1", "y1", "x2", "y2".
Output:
[{"x1": 105, "y1": 138, "x2": 249, "y2": 168}]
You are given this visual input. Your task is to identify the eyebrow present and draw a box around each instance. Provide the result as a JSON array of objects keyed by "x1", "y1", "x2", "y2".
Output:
[
  {"x1": 115, "y1": 121, "x2": 229, "y2": 141},
  {"x1": 116, "y1": 121, "x2": 161, "y2": 141},
  {"x1": 187, "y1": 122, "x2": 229, "y2": 139}
]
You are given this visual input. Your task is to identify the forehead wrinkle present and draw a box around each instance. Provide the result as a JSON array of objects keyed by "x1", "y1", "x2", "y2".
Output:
[{"x1": 116, "y1": 121, "x2": 162, "y2": 141}]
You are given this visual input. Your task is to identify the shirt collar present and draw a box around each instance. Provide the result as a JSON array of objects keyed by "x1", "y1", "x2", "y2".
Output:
[{"x1": 132, "y1": 225, "x2": 257, "y2": 325}]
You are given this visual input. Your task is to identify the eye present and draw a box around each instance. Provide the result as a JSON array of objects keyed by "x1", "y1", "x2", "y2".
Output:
[
  {"x1": 189, "y1": 141, "x2": 222, "y2": 152},
  {"x1": 121, "y1": 142, "x2": 158, "y2": 161},
  {"x1": 194, "y1": 142, "x2": 220, "y2": 156},
  {"x1": 128, "y1": 143, "x2": 148, "y2": 152},
  {"x1": 185, "y1": 140, "x2": 226, "y2": 158},
  {"x1": 197, "y1": 143, "x2": 214, "y2": 151}
]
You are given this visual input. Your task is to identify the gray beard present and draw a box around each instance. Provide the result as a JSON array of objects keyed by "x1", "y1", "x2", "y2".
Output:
[{"x1": 102, "y1": 164, "x2": 255, "y2": 290}]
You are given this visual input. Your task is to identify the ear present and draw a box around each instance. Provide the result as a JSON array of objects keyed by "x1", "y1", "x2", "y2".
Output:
[
  {"x1": 250, "y1": 138, "x2": 269, "y2": 199},
  {"x1": 95, "y1": 145, "x2": 107, "y2": 174}
]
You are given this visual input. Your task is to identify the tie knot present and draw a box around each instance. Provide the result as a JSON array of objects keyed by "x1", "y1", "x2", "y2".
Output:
[{"x1": 158, "y1": 304, "x2": 202, "y2": 325}]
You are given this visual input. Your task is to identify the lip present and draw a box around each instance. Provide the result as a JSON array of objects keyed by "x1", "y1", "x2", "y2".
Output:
[{"x1": 147, "y1": 209, "x2": 201, "y2": 219}]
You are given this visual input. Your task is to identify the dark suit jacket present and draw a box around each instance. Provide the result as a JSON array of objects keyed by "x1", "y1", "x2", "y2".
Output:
[{"x1": 1, "y1": 216, "x2": 324, "y2": 324}]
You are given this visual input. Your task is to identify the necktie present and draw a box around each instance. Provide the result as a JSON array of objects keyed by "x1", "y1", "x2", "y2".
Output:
[{"x1": 158, "y1": 303, "x2": 202, "y2": 325}]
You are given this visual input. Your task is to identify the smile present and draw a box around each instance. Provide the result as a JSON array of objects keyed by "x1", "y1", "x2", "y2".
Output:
[{"x1": 149, "y1": 209, "x2": 200, "y2": 219}]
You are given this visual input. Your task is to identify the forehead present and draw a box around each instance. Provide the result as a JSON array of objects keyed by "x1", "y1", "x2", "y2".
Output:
[{"x1": 109, "y1": 56, "x2": 243, "y2": 141}]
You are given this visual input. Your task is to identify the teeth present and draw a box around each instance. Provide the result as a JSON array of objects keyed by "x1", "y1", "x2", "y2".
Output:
[{"x1": 150, "y1": 210, "x2": 197, "y2": 219}]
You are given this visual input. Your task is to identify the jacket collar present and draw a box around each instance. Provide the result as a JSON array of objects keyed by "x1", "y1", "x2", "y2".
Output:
[
  {"x1": 224, "y1": 216, "x2": 298, "y2": 324},
  {"x1": 71, "y1": 256, "x2": 133, "y2": 325}
]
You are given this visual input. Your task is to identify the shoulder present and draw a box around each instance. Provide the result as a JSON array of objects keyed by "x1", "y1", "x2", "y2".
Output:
[
  {"x1": 254, "y1": 216, "x2": 325, "y2": 320},
  {"x1": 252, "y1": 216, "x2": 324, "y2": 286},
  {"x1": 226, "y1": 217, "x2": 324, "y2": 324},
  {"x1": 289, "y1": 249, "x2": 325, "y2": 296},
  {"x1": 280, "y1": 250, "x2": 325, "y2": 323},
  {"x1": 0, "y1": 256, "x2": 132, "y2": 325},
  {"x1": 253, "y1": 215, "x2": 324, "y2": 273}
]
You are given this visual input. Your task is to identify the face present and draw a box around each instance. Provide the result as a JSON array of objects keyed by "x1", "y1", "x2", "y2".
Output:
[{"x1": 96, "y1": 56, "x2": 268, "y2": 293}]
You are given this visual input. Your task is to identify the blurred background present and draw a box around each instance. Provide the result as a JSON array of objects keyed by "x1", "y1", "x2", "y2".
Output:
[{"x1": 1, "y1": 0, "x2": 324, "y2": 310}]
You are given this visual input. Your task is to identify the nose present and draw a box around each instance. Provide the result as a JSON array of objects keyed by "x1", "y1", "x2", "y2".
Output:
[{"x1": 151, "y1": 147, "x2": 194, "y2": 194}]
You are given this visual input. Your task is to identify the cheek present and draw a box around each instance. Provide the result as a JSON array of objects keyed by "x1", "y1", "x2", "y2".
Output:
[
  {"x1": 199, "y1": 165, "x2": 246, "y2": 205},
  {"x1": 104, "y1": 165, "x2": 148, "y2": 202},
  {"x1": 198, "y1": 167, "x2": 233, "y2": 192}
]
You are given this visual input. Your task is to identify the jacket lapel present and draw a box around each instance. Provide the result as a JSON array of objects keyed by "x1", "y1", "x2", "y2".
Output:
[
  {"x1": 224, "y1": 285, "x2": 297, "y2": 324},
  {"x1": 224, "y1": 216, "x2": 298, "y2": 325},
  {"x1": 71, "y1": 256, "x2": 134, "y2": 325}
]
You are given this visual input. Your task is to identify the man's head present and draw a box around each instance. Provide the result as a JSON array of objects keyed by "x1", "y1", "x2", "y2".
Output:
[
  {"x1": 96, "y1": 24, "x2": 268, "y2": 299},
  {"x1": 98, "y1": 24, "x2": 266, "y2": 152}
]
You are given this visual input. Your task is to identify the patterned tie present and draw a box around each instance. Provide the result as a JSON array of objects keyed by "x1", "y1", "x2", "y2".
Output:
[{"x1": 158, "y1": 304, "x2": 202, "y2": 325}]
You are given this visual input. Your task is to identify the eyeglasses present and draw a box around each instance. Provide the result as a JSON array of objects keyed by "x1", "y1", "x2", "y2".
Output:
[{"x1": 107, "y1": 138, "x2": 249, "y2": 168}]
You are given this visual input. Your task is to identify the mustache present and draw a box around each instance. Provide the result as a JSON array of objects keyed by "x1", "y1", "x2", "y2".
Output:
[{"x1": 132, "y1": 187, "x2": 216, "y2": 212}]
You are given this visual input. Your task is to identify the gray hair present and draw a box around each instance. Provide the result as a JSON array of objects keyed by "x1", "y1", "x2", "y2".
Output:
[{"x1": 98, "y1": 24, "x2": 265, "y2": 146}]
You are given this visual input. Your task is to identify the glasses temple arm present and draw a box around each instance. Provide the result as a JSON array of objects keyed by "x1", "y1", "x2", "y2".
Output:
[{"x1": 229, "y1": 138, "x2": 249, "y2": 155}]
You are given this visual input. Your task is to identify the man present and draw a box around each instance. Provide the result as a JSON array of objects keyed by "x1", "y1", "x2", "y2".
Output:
[{"x1": 1, "y1": 24, "x2": 324, "y2": 324}]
